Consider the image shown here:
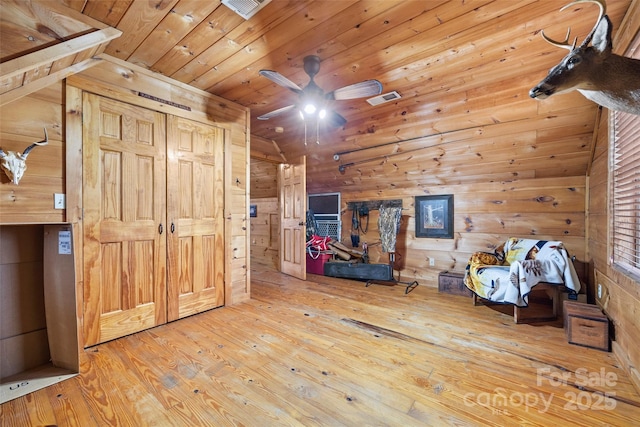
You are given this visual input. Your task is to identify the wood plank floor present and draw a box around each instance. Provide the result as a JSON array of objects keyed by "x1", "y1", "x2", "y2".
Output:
[{"x1": 2, "y1": 265, "x2": 639, "y2": 426}]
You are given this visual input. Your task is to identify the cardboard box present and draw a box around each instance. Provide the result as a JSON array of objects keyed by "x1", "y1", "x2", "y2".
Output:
[
  {"x1": 438, "y1": 271, "x2": 472, "y2": 296},
  {"x1": 1, "y1": 224, "x2": 79, "y2": 404},
  {"x1": 564, "y1": 300, "x2": 610, "y2": 352},
  {"x1": 306, "y1": 251, "x2": 333, "y2": 275}
]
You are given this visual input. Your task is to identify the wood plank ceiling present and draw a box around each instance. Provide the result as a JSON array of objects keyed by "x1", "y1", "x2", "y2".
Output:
[{"x1": 56, "y1": 0, "x2": 634, "y2": 193}]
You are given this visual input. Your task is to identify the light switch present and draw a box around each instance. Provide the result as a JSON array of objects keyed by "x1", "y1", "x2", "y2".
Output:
[{"x1": 54, "y1": 193, "x2": 66, "y2": 209}]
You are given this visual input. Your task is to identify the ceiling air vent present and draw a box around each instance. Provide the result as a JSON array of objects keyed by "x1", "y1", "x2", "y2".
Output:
[
  {"x1": 367, "y1": 91, "x2": 402, "y2": 106},
  {"x1": 221, "y1": 0, "x2": 271, "y2": 20}
]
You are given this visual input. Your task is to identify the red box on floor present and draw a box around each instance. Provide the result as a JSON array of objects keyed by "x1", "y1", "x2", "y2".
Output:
[{"x1": 306, "y1": 251, "x2": 333, "y2": 275}]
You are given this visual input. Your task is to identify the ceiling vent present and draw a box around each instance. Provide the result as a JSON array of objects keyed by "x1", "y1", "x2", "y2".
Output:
[
  {"x1": 367, "y1": 91, "x2": 402, "y2": 106},
  {"x1": 221, "y1": 0, "x2": 271, "y2": 20}
]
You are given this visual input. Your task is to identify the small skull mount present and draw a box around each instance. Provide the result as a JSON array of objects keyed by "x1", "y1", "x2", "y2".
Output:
[{"x1": 0, "y1": 127, "x2": 49, "y2": 185}]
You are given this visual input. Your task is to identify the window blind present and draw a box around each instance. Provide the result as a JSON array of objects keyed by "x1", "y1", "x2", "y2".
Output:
[{"x1": 611, "y1": 110, "x2": 640, "y2": 276}]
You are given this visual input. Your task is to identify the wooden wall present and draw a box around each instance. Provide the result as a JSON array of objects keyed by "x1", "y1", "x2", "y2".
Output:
[
  {"x1": 589, "y1": 112, "x2": 640, "y2": 392},
  {"x1": 249, "y1": 158, "x2": 280, "y2": 269},
  {"x1": 248, "y1": 155, "x2": 586, "y2": 286},
  {"x1": 588, "y1": 6, "x2": 640, "y2": 389},
  {"x1": 248, "y1": 135, "x2": 285, "y2": 284},
  {"x1": 586, "y1": 5, "x2": 640, "y2": 391},
  {"x1": 250, "y1": 157, "x2": 278, "y2": 199},
  {"x1": 339, "y1": 176, "x2": 586, "y2": 285},
  {"x1": 249, "y1": 197, "x2": 279, "y2": 270},
  {"x1": 0, "y1": 85, "x2": 65, "y2": 222}
]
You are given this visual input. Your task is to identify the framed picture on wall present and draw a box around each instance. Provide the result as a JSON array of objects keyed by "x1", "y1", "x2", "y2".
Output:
[{"x1": 415, "y1": 195, "x2": 454, "y2": 238}]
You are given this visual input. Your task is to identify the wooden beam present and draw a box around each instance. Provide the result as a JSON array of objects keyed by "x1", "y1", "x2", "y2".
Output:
[
  {"x1": 271, "y1": 139, "x2": 287, "y2": 163},
  {"x1": 0, "y1": 57, "x2": 102, "y2": 107},
  {"x1": 0, "y1": 27, "x2": 121, "y2": 82}
]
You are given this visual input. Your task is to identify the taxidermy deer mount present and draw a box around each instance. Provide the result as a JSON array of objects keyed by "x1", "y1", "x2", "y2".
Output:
[
  {"x1": 0, "y1": 127, "x2": 49, "y2": 185},
  {"x1": 529, "y1": 0, "x2": 640, "y2": 115}
]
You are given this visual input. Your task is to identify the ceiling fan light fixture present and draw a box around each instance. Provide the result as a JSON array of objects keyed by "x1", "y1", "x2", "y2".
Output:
[
  {"x1": 304, "y1": 103, "x2": 316, "y2": 115},
  {"x1": 258, "y1": 55, "x2": 383, "y2": 128}
]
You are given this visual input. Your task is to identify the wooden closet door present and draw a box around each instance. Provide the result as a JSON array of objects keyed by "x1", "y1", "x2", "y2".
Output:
[
  {"x1": 167, "y1": 116, "x2": 224, "y2": 321},
  {"x1": 82, "y1": 93, "x2": 167, "y2": 346}
]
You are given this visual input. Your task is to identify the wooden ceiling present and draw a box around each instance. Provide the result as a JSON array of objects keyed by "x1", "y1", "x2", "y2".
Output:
[{"x1": 20, "y1": 1, "x2": 640, "y2": 193}]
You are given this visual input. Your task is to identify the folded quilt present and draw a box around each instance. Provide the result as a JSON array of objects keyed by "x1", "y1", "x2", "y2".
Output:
[{"x1": 464, "y1": 238, "x2": 581, "y2": 306}]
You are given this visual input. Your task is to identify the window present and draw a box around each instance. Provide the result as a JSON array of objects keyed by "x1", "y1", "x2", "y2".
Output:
[
  {"x1": 611, "y1": 110, "x2": 640, "y2": 277},
  {"x1": 610, "y1": 31, "x2": 640, "y2": 278}
]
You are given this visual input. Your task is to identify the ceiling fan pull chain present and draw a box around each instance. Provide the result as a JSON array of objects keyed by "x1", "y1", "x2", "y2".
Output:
[{"x1": 304, "y1": 120, "x2": 308, "y2": 146}]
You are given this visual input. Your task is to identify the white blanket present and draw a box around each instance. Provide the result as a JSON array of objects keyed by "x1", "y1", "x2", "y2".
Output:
[{"x1": 466, "y1": 238, "x2": 581, "y2": 307}]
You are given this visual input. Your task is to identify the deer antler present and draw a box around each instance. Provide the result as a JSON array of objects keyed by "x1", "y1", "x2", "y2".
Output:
[
  {"x1": 542, "y1": 0, "x2": 606, "y2": 50},
  {"x1": 21, "y1": 127, "x2": 49, "y2": 158},
  {"x1": 0, "y1": 127, "x2": 49, "y2": 185},
  {"x1": 541, "y1": 28, "x2": 577, "y2": 51}
]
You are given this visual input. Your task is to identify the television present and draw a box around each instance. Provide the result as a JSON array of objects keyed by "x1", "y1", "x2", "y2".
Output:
[{"x1": 308, "y1": 192, "x2": 341, "y2": 221}]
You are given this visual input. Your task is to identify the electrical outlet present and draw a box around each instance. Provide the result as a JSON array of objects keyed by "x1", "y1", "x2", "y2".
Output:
[
  {"x1": 54, "y1": 193, "x2": 66, "y2": 209},
  {"x1": 429, "y1": 257, "x2": 435, "y2": 267},
  {"x1": 597, "y1": 283, "x2": 602, "y2": 299}
]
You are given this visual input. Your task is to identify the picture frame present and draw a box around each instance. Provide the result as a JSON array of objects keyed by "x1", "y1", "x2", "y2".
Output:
[
  {"x1": 249, "y1": 204, "x2": 257, "y2": 218},
  {"x1": 415, "y1": 195, "x2": 454, "y2": 238}
]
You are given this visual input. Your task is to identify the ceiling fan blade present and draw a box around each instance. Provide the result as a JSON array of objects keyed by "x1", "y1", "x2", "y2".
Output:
[
  {"x1": 259, "y1": 70, "x2": 303, "y2": 94},
  {"x1": 326, "y1": 80, "x2": 383, "y2": 100},
  {"x1": 327, "y1": 110, "x2": 347, "y2": 128},
  {"x1": 257, "y1": 104, "x2": 296, "y2": 120}
]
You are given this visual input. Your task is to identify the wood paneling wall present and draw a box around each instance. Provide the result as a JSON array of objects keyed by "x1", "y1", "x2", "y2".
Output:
[
  {"x1": 249, "y1": 158, "x2": 280, "y2": 269},
  {"x1": 0, "y1": 85, "x2": 65, "y2": 222},
  {"x1": 587, "y1": 6, "x2": 640, "y2": 392},
  {"x1": 589, "y1": 113, "x2": 640, "y2": 392},
  {"x1": 339, "y1": 176, "x2": 586, "y2": 285},
  {"x1": 247, "y1": 159, "x2": 586, "y2": 288},
  {"x1": 250, "y1": 157, "x2": 278, "y2": 199},
  {"x1": 249, "y1": 197, "x2": 279, "y2": 270}
]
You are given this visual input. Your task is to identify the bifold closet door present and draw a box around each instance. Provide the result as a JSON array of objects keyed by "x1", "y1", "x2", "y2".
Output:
[
  {"x1": 82, "y1": 93, "x2": 167, "y2": 346},
  {"x1": 166, "y1": 116, "x2": 225, "y2": 321}
]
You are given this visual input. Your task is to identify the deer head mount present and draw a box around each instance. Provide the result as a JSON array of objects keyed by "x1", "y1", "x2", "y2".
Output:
[
  {"x1": 0, "y1": 128, "x2": 49, "y2": 185},
  {"x1": 529, "y1": 0, "x2": 640, "y2": 115}
]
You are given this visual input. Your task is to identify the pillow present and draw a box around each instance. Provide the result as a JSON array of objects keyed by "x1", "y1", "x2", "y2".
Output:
[{"x1": 469, "y1": 251, "x2": 501, "y2": 267}]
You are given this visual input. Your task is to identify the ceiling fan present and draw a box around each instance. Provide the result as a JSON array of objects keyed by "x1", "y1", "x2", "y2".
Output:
[{"x1": 257, "y1": 55, "x2": 383, "y2": 128}]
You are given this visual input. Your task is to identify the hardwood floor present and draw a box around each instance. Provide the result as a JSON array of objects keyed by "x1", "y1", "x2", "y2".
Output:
[{"x1": 2, "y1": 265, "x2": 639, "y2": 426}]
